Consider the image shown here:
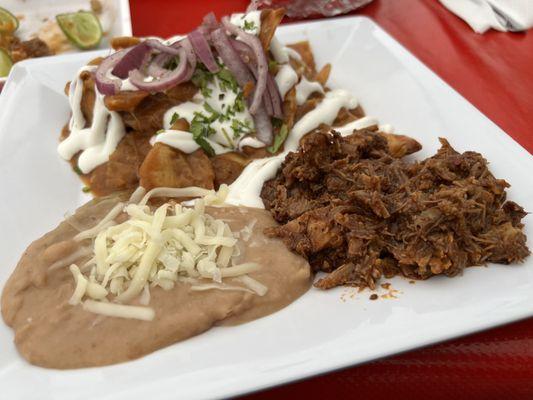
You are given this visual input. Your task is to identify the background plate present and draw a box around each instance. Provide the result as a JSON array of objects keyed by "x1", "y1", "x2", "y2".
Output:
[{"x1": 0, "y1": 16, "x2": 532, "y2": 400}]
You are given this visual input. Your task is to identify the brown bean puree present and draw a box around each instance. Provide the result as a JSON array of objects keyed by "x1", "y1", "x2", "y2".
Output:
[{"x1": 1, "y1": 196, "x2": 311, "y2": 369}]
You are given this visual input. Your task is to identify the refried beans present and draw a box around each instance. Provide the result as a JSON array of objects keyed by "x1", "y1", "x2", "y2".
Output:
[{"x1": 1, "y1": 195, "x2": 311, "y2": 369}]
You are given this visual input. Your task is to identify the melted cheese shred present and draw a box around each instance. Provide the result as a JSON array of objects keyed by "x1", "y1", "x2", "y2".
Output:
[{"x1": 68, "y1": 187, "x2": 267, "y2": 321}]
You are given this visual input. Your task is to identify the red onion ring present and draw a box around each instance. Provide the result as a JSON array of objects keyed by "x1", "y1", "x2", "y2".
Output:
[
  {"x1": 230, "y1": 39, "x2": 283, "y2": 118},
  {"x1": 111, "y1": 42, "x2": 152, "y2": 79},
  {"x1": 211, "y1": 28, "x2": 273, "y2": 144},
  {"x1": 266, "y1": 72, "x2": 283, "y2": 119},
  {"x1": 178, "y1": 38, "x2": 197, "y2": 82},
  {"x1": 95, "y1": 49, "x2": 127, "y2": 95},
  {"x1": 211, "y1": 28, "x2": 255, "y2": 90},
  {"x1": 128, "y1": 47, "x2": 190, "y2": 92},
  {"x1": 144, "y1": 39, "x2": 182, "y2": 55},
  {"x1": 222, "y1": 17, "x2": 268, "y2": 115},
  {"x1": 202, "y1": 12, "x2": 218, "y2": 31},
  {"x1": 188, "y1": 29, "x2": 219, "y2": 73},
  {"x1": 147, "y1": 53, "x2": 173, "y2": 78},
  {"x1": 251, "y1": 105, "x2": 274, "y2": 145}
]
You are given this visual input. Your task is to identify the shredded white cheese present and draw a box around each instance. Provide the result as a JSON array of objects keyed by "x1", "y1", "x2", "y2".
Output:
[{"x1": 67, "y1": 186, "x2": 267, "y2": 321}]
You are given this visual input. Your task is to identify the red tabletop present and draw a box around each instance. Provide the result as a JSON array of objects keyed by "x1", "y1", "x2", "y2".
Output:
[{"x1": 130, "y1": 0, "x2": 533, "y2": 398}]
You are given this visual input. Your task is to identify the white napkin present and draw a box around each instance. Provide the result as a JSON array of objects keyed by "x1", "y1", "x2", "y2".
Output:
[{"x1": 439, "y1": 0, "x2": 533, "y2": 33}]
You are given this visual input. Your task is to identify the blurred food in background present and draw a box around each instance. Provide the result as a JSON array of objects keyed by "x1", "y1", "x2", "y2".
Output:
[
  {"x1": 249, "y1": 0, "x2": 374, "y2": 18},
  {"x1": 0, "y1": 0, "x2": 120, "y2": 81}
]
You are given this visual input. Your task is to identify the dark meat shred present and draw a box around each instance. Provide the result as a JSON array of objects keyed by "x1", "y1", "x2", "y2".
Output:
[{"x1": 261, "y1": 129, "x2": 530, "y2": 290}]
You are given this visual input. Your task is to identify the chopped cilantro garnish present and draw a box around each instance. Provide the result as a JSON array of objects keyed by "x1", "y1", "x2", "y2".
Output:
[
  {"x1": 233, "y1": 92, "x2": 245, "y2": 113},
  {"x1": 217, "y1": 68, "x2": 239, "y2": 93},
  {"x1": 82, "y1": 186, "x2": 91, "y2": 193},
  {"x1": 221, "y1": 128, "x2": 233, "y2": 147},
  {"x1": 243, "y1": 20, "x2": 256, "y2": 32},
  {"x1": 73, "y1": 165, "x2": 83, "y2": 175},
  {"x1": 165, "y1": 55, "x2": 182, "y2": 70},
  {"x1": 192, "y1": 63, "x2": 215, "y2": 98},
  {"x1": 231, "y1": 118, "x2": 253, "y2": 138},
  {"x1": 267, "y1": 124, "x2": 288, "y2": 153},
  {"x1": 194, "y1": 136, "x2": 215, "y2": 156},
  {"x1": 268, "y1": 59, "x2": 278, "y2": 72},
  {"x1": 203, "y1": 102, "x2": 220, "y2": 119},
  {"x1": 170, "y1": 112, "x2": 180, "y2": 126}
]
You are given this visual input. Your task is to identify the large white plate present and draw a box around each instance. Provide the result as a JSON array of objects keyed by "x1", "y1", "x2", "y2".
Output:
[{"x1": 0, "y1": 16, "x2": 532, "y2": 400}]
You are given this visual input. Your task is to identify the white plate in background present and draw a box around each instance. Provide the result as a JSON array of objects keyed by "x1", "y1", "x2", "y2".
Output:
[
  {"x1": 0, "y1": 0, "x2": 131, "y2": 86},
  {"x1": 2, "y1": 0, "x2": 132, "y2": 46},
  {"x1": 0, "y1": 16, "x2": 532, "y2": 400}
]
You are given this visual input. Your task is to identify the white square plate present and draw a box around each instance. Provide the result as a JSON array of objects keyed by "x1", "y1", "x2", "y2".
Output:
[{"x1": 1, "y1": 16, "x2": 532, "y2": 400}]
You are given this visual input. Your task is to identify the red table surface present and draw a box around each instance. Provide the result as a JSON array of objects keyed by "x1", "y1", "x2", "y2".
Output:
[{"x1": 130, "y1": 0, "x2": 533, "y2": 399}]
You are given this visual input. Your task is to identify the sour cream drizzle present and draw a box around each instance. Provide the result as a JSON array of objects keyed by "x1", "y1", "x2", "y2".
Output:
[
  {"x1": 230, "y1": 11, "x2": 262, "y2": 35},
  {"x1": 157, "y1": 71, "x2": 254, "y2": 155},
  {"x1": 275, "y1": 64, "x2": 299, "y2": 98},
  {"x1": 334, "y1": 116, "x2": 379, "y2": 136},
  {"x1": 58, "y1": 66, "x2": 126, "y2": 174},
  {"x1": 295, "y1": 76, "x2": 324, "y2": 105}
]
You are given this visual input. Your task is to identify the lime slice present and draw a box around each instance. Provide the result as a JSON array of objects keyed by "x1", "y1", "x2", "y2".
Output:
[
  {"x1": 0, "y1": 48, "x2": 13, "y2": 77},
  {"x1": 56, "y1": 11, "x2": 103, "y2": 50},
  {"x1": 0, "y1": 7, "x2": 19, "y2": 33}
]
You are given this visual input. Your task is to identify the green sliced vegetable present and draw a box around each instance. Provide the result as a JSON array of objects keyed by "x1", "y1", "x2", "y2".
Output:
[
  {"x1": 267, "y1": 124, "x2": 289, "y2": 154},
  {"x1": 0, "y1": 7, "x2": 19, "y2": 34},
  {"x1": 56, "y1": 11, "x2": 102, "y2": 50},
  {"x1": 0, "y1": 48, "x2": 13, "y2": 78}
]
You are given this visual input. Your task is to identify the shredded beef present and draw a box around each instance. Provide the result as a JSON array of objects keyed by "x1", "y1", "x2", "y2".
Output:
[{"x1": 261, "y1": 129, "x2": 530, "y2": 289}]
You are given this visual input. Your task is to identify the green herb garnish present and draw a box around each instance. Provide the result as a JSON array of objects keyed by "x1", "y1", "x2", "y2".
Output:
[
  {"x1": 82, "y1": 186, "x2": 91, "y2": 193},
  {"x1": 267, "y1": 124, "x2": 288, "y2": 153},
  {"x1": 194, "y1": 136, "x2": 215, "y2": 156},
  {"x1": 170, "y1": 112, "x2": 180, "y2": 126},
  {"x1": 268, "y1": 59, "x2": 278, "y2": 72},
  {"x1": 243, "y1": 20, "x2": 256, "y2": 32},
  {"x1": 231, "y1": 118, "x2": 253, "y2": 138},
  {"x1": 233, "y1": 92, "x2": 245, "y2": 113},
  {"x1": 192, "y1": 63, "x2": 215, "y2": 98},
  {"x1": 217, "y1": 68, "x2": 239, "y2": 93},
  {"x1": 73, "y1": 165, "x2": 83, "y2": 175}
]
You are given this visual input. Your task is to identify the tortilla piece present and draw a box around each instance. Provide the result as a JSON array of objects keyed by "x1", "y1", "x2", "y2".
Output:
[
  {"x1": 283, "y1": 87, "x2": 298, "y2": 130},
  {"x1": 84, "y1": 130, "x2": 152, "y2": 196},
  {"x1": 315, "y1": 63, "x2": 331, "y2": 86},
  {"x1": 211, "y1": 152, "x2": 250, "y2": 187},
  {"x1": 288, "y1": 41, "x2": 317, "y2": 76},
  {"x1": 259, "y1": 8, "x2": 285, "y2": 50},
  {"x1": 121, "y1": 94, "x2": 178, "y2": 135},
  {"x1": 164, "y1": 82, "x2": 199, "y2": 103},
  {"x1": 139, "y1": 143, "x2": 215, "y2": 190},
  {"x1": 80, "y1": 71, "x2": 96, "y2": 125},
  {"x1": 111, "y1": 36, "x2": 141, "y2": 50},
  {"x1": 104, "y1": 91, "x2": 150, "y2": 112},
  {"x1": 382, "y1": 132, "x2": 423, "y2": 158},
  {"x1": 333, "y1": 106, "x2": 366, "y2": 126}
]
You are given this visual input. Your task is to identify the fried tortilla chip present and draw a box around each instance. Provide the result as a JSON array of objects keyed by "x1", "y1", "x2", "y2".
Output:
[
  {"x1": 83, "y1": 131, "x2": 152, "y2": 197},
  {"x1": 259, "y1": 8, "x2": 285, "y2": 50},
  {"x1": 139, "y1": 143, "x2": 215, "y2": 190},
  {"x1": 104, "y1": 91, "x2": 150, "y2": 112},
  {"x1": 288, "y1": 41, "x2": 316, "y2": 76},
  {"x1": 211, "y1": 152, "x2": 250, "y2": 187}
]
